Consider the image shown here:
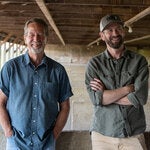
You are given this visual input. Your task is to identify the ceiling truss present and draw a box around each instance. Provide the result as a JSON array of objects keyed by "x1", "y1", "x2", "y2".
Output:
[{"x1": 0, "y1": 0, "x2": 149, "y2": 48}]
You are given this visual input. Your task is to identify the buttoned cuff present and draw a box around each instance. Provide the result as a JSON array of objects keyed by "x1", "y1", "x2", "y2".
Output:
[
  {"x1": 93, "y1": 90, "x2": 103, "y2": 106},
  {"x1": 127, "y1": 93, "x2": 139, "y2": 108}
]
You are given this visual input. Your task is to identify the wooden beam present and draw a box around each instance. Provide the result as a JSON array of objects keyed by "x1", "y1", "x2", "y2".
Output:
[
  {"x1": 124, "y1": 35, "x2": 150, "y2": 44},
  {"x1": 124, "y1": 7, "x2": 150, "y2": 27},
  {"x1": 0, "y1": 33, "x2": 12, "y2": 46},
  {"x1": 87, "y1": 37, "x2": 101, "y2": 47},
  {"x1": 87, "y1": 6, "x2": 150, "y2": 47},
  {"x1": 35, "y1": 0, "x2": 65, "y2": 45}
]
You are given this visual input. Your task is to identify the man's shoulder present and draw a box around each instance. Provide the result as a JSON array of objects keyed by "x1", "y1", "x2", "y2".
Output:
[
  {"x1": 88, "y1": 51, "x2": 106, "y2": 65},
  {"x1": 125, "y1": 49, "x2": 146, "y2": 59},
  {"x1": 46, "y1": 56, "x2": 66, "y2": 71},
  {"x1": 3, "y1": 54, "x2": 24, "y2": 67}
]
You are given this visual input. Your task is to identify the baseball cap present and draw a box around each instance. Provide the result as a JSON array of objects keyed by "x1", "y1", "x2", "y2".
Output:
[{"x1": 100, "y1": 14, "x2": 124, "y2": 32}]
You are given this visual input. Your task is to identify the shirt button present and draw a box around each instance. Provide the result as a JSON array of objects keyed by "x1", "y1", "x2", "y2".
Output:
[
  {"x1": 33, "y1": 107, "x2": 36, "y2": 110},
  {"x1": 30, "y1": 142, "x2": 33, "y2": 146},
  {"x1": 32, "y1": 132, "x2": 35, "y2": 135}
]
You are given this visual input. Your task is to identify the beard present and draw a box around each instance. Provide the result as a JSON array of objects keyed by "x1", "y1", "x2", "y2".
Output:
[
  {"x1": 106, "y1": 35, "x2": 124, "y2": 49},
  {"x1": 30, "y1": 46, "x2": 44, "y2": 54},
  {"x1": 30, "y1": 41, "x2": 45, "y2": 54}
]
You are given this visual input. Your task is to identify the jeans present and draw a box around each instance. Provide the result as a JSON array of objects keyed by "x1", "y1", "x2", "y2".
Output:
[{"x1": 6, "y1": 134, "x2": 56, "y2": 150}]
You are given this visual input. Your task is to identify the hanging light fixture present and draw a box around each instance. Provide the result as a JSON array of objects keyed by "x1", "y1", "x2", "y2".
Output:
[{"x1": 128, "y1": 26, "x2": 133, "y2": 33}]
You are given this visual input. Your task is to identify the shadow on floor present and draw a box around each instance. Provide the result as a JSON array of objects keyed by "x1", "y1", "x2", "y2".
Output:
[{"x1": 56, "y1": 131, "x2": 150, "y2": 150}]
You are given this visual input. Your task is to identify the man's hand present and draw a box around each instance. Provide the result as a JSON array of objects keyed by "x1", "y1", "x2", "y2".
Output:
[
  {"x1": 4, "y1": 128, "x2": 13, "y2": 138},
  {"x1": 53, "y1": 127, "x2": 60, "y2": 140},
  {"x1": 114, "y1": 84, "x2": 135, "y2": 105},
  {"x1": 125, "y1": 84, "x2": 135, "y2": 94},
  {"x1": 53, "y1": 100, "x2": 70, "y2": 140},
  {"x1": 0, "y1": 89, "x2": 13, "y2": 138},
  {"x1": 90, "y1": 78, "x2": 105, "y2": 92}
]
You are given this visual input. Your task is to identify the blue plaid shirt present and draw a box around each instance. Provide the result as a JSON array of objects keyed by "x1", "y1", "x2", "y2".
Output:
[{"x1": 0, "y1": 52, "x2": 73, "y2": 149}]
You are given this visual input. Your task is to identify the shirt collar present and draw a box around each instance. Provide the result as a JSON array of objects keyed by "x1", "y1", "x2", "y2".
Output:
[
  {"x1": 23, "y1": 52, "x2": 30, "y2": 66},
  {"x1": 23, "y1": 51, "x2": 48, "y2": 67},
  {"x1": 104, "y1": 47, "x2": 130, "y2": 60}
]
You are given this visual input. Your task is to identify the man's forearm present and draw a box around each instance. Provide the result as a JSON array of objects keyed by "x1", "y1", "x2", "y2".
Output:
[
  {"x1": 0, "y1": 104, "x2": 13, "y2": 137},
  {"x1": 53, "y1": 99, "x2": 70, "y2": 140},
  {"x1": 102, "y1": 84, "x2": 134, "y2": 105},
  {"x1": 0, "y1": 90, "x2": 13, "y2": 137},
  {"x1": 89, "y1": 78, "x2": 134, "y2": 106},
  {"x1": 114, "y1": 96, "x2": 132, "y2": 105}
]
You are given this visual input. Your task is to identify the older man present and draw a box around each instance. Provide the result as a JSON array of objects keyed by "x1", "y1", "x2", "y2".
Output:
[{"x1": 0, "y1": 18, "x2": 73, "y2": 150}]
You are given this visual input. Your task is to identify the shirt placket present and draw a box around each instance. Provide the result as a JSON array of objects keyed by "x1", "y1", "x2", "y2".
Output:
[
  {"x1": 114, "y1": 59, "x2": 132, "y2": 137},
  {"x1": 111, "y1": 59, "x2": 121, "y2": 88},
  {"x1": 112, "y1": 58, "x2": 129, "y2": 136},
  {"x1": 30, "y1": 69, "x2": 39, "y2": 148},
  {"x1": 113, "y1": 58, "x2": 124, "y2": 88},
  {"x1": 120, "y1": 106, "x2": 132, "y2": 137},
  {"x1": 114, "y1": 60, "x2": 120, "y2": 88}
]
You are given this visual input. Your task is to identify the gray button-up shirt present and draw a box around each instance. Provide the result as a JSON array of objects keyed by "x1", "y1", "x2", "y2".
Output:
[{"x1": 85, "y1": 49, "x2": 149, "y2": 137}]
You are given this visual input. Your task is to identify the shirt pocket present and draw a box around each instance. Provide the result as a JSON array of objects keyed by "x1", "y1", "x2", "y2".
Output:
[
  {"x1": 41, "y1": 82, "x2": 59, "y2": 102},
  {"x1": 121, "y1": 71, "x2": 135, "y2": 86},
  {"x1": 98, "y1": 70, "x2": 115, "y2": 89}
]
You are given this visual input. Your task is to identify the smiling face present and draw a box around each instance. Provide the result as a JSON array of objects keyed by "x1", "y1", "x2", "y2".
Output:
[
  {"x1": 24, "y1": 22, "x2": 47, "y2": 54},
  {"x1": 100, "y1": 23, "x2": 125, "y2": 49}
]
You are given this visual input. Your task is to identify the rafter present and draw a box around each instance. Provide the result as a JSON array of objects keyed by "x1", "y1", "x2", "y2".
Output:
[
  {"x1": 0, "y1": 33, "x2": 13, "y2": 46},
  {"x1": 87, "y1": 6, "x2": 150, "y2": 47},
  {"x1": 87, "y1": 37, "x2": 101, "y2": 47},
  {"x1": 124, "y1": 35, "x2": 150, "y2": 44},
  {"x1": 35, "y1": 0, "x2": 65, "y2": 45},
  {"x1": 124, "y1": 6, "x2": 150, "y2": 27}
]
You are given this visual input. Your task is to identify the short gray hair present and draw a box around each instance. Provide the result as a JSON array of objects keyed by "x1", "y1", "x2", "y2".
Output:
[{"x1": 24, "y1": 18, "x2": 49, "y2": 37}]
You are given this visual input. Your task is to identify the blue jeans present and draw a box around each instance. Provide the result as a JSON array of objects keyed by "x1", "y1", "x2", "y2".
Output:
[{"x1": 6, "y1": 137, "x2": 20, "y2": 150}]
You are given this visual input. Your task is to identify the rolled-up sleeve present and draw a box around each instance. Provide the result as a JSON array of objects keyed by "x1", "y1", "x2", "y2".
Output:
[
  {"x1": 127, "y1": 57, "x2": 149, "y2": 108},
  {"x1": 0, "y1": 62, "x2": 10, "y2": 97},
  {"x1": 85, "y1": 60, "x2": 103, "y2": 106},
  {"x1": 58, "y1": 66, "x2": 73, "y2": 103}
]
